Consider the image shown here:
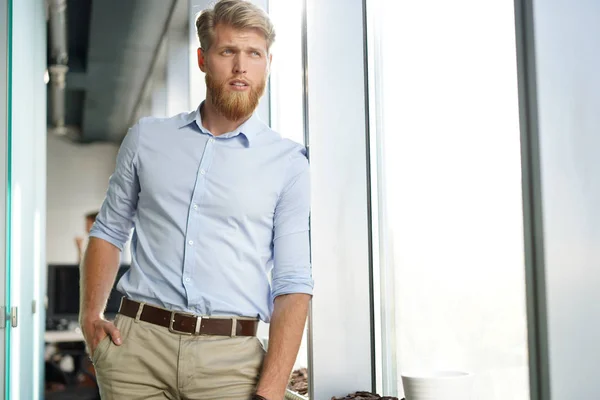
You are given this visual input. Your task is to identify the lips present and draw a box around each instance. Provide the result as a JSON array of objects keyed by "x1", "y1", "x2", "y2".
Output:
[{"x1": 229, "y1": 79, "x2": 249, "y2": 87}]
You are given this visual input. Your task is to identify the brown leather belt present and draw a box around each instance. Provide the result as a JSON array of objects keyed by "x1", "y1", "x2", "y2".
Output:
[{"x1": 118, "y1": 297, "x2": 258, "y2": 337}]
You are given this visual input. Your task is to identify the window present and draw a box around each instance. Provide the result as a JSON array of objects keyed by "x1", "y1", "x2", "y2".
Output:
[
  {"x1": 268, "y1": 0, "x2": 305, "y2": 146},
  {"x1": 368, "y1": 0, "x2": 531, "y2": 398},
  {"x1": 268, "y1": 0, "x2": 309, "y2": 378}
]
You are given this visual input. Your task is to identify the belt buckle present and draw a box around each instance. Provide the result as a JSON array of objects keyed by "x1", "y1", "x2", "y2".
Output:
[{"x1": 168, "y1": 311, "x2": 195, "y2": 336}]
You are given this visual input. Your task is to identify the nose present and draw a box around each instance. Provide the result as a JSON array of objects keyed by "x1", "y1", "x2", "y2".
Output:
[{"x1": 233, "y1": 53, "x2": 247, "y2": 75}]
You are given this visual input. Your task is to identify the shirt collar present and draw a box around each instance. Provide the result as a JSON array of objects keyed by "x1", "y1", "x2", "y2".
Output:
[{"x1": 177, "y1": 102, "x2": 264, "y2": 146}]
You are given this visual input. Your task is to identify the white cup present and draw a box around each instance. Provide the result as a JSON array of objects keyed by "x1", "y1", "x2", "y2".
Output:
[{"x1": 401, "y1": 370, "x2": 474, "y2": 400}]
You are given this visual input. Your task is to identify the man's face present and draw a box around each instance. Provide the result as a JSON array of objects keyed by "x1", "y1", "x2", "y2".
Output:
[{"x1": 198, "y1": 24, "x2": 271, "y2": 121}]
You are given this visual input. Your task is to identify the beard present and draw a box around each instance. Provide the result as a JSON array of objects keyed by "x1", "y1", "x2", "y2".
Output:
[{"x1": 205, "y1": 70, "x2": 266, "y2": 121}]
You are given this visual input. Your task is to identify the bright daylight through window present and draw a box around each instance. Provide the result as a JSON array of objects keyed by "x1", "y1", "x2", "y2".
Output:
[
  {"x1": 369, "y1": 0, "x2": 531, "y2": 398},
  {"x1": 269, "y1": 0, "x2": 305, "y2": 147}
]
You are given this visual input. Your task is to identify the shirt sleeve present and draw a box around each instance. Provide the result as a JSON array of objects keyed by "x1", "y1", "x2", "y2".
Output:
[
  {"x1": 271, "y1": 145, "x2": 314, "y2": 301},
  {"x1": 89, "y1": 123, "x2": 141, "y2": 251}
]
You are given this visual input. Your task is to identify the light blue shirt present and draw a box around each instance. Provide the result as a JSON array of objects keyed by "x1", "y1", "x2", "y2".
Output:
[{"x1": 89, "y1": 105, "x2": 313, "y2": 322}]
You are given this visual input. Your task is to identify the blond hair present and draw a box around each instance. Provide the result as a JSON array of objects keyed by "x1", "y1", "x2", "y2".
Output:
[{"x1": 196, "y1": 0, "x2": 275, "y2": 52}]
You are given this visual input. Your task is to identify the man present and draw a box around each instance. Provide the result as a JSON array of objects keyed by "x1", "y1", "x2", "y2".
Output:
[
  {"x1": 75, "y1": 211, "x2": 98, "y2": 262},
  {"x1": 79, "y1": 1, "x2": 313, "y2": 399}
]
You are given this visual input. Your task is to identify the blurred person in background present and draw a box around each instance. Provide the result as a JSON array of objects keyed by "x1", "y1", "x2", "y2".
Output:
[{"x1": 75, "y1": 211, "x2": 98, "y2": 263}]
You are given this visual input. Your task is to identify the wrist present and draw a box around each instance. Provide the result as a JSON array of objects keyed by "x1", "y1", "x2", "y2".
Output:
[
  {"x1": 79, "y1": 312, "x2": 103, "y2": 327},
  {"x1": 255, "y1": 380, "x2": 286, "y2": 400},
  {"x1": 254, "y1": 388, "x2": 283, "y2": 400}
]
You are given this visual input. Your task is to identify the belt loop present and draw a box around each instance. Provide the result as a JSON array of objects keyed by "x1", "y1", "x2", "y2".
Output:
[
  {"x1": 230, "y1": 318, "x2": 237, "y2": 337},
  {"x1": 195, "y1": 316, "x2": 201, "y2": 335},
  {"x1": 135, "y1": 302, "x2": 145, "y2": 323}
]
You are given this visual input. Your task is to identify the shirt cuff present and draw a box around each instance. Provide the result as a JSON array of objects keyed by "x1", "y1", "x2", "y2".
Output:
[
  {"x1": 271, "y1": 280, "x2": 314, "y2": 302},
  {"x1": 88, "y1": 231, "x2": 125, "y2": 252}
]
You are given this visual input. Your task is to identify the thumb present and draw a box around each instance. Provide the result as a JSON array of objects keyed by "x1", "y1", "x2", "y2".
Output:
[{"x1": 105, "y1": 322, "x2": 122, "y2": 346}]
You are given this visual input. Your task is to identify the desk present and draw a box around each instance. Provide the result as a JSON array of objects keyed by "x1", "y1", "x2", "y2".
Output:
[
  {"x1": 44, "y1": 328, "x2": 99, "y2": 398},
  {"x1": 45, "y1": 329, "x2": 84, "y2": 343}
]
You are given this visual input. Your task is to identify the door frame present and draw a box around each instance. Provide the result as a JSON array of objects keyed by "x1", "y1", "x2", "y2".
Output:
[{"x1": 0, "y1": 0, "x2": 10, "y2": 396}]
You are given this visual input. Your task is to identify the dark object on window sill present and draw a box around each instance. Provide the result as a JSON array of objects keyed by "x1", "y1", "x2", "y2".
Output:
[{"x1": 331, "y1": 391, "x2": 402, "y2": 400}]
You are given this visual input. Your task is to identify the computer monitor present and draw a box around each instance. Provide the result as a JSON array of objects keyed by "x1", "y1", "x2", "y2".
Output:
[{"x1": 46, "y1": 264, "x2": 129, "y2": 321}]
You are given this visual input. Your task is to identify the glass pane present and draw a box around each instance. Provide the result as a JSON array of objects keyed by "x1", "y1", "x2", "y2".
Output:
[
  {"x1": 268, "y1": 0, "x2": 309, "y2": 398},
  {"x1": 8, "y1": 0, "x2": 47, "y2": 398},
  {"x1": 269, "y1": 0, "x2": 305, "y2": 146},
  {"x1": 370, "y1": 0, "x2": 531, "y2": 398}
]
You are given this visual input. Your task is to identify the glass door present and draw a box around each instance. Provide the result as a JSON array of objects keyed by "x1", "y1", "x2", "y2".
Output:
[
  {"x1": 1, "y1": 0, "x2": 9, "y2": 396},
  {"x1": 5, "y1": 0, "x2": 48, "y2": 398}
]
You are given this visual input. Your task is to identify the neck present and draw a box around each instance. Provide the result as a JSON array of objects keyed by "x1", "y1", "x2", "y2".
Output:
[{"x1": 201, "y1": 95, "x2": 252, "y2": 136}]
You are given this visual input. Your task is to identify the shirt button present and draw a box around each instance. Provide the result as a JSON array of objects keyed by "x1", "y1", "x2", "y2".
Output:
[
  {"x1": 200, "y1": 169, "x2": 206, "y2": 175},
  {"x1": 185, "y1": 278, "x2": 191, "y2": 282},
  {"x1": 188, "y1": 240, "x2": 194, "y2": 245},
  {"x1": 193, "y1": 204, "x2": 198, "y2": 210},
  {"x1": 209, "y1": 138, "x2": 215, "y2": 143}
]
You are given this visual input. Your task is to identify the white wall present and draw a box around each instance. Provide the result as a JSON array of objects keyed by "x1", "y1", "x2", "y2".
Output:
[
  {"x1": 46, "y1": 135, "x2": 129, "y2": 264},
  {"x1": 525, "y1": 0, "x2": 600, "y2": 398}
]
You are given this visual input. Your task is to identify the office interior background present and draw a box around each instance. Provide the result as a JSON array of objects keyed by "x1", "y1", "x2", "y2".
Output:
[{"x1": 1, "y1": 0, "x2": 599, "y2": 399}]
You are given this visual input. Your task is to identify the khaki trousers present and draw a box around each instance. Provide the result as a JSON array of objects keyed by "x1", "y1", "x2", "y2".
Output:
[{"x1": 92, "y1": 314, "x2": 265, "y2": 400}]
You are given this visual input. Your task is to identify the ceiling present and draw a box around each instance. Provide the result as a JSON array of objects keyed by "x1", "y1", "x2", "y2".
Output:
[{"x1": 47, "y1": 0, "x2": 176, "y2": 143}]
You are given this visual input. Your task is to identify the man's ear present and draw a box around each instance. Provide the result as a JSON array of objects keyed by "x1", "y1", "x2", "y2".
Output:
[{"x1": 198, "y1": 48, "x2": 206, "y2": 72}]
